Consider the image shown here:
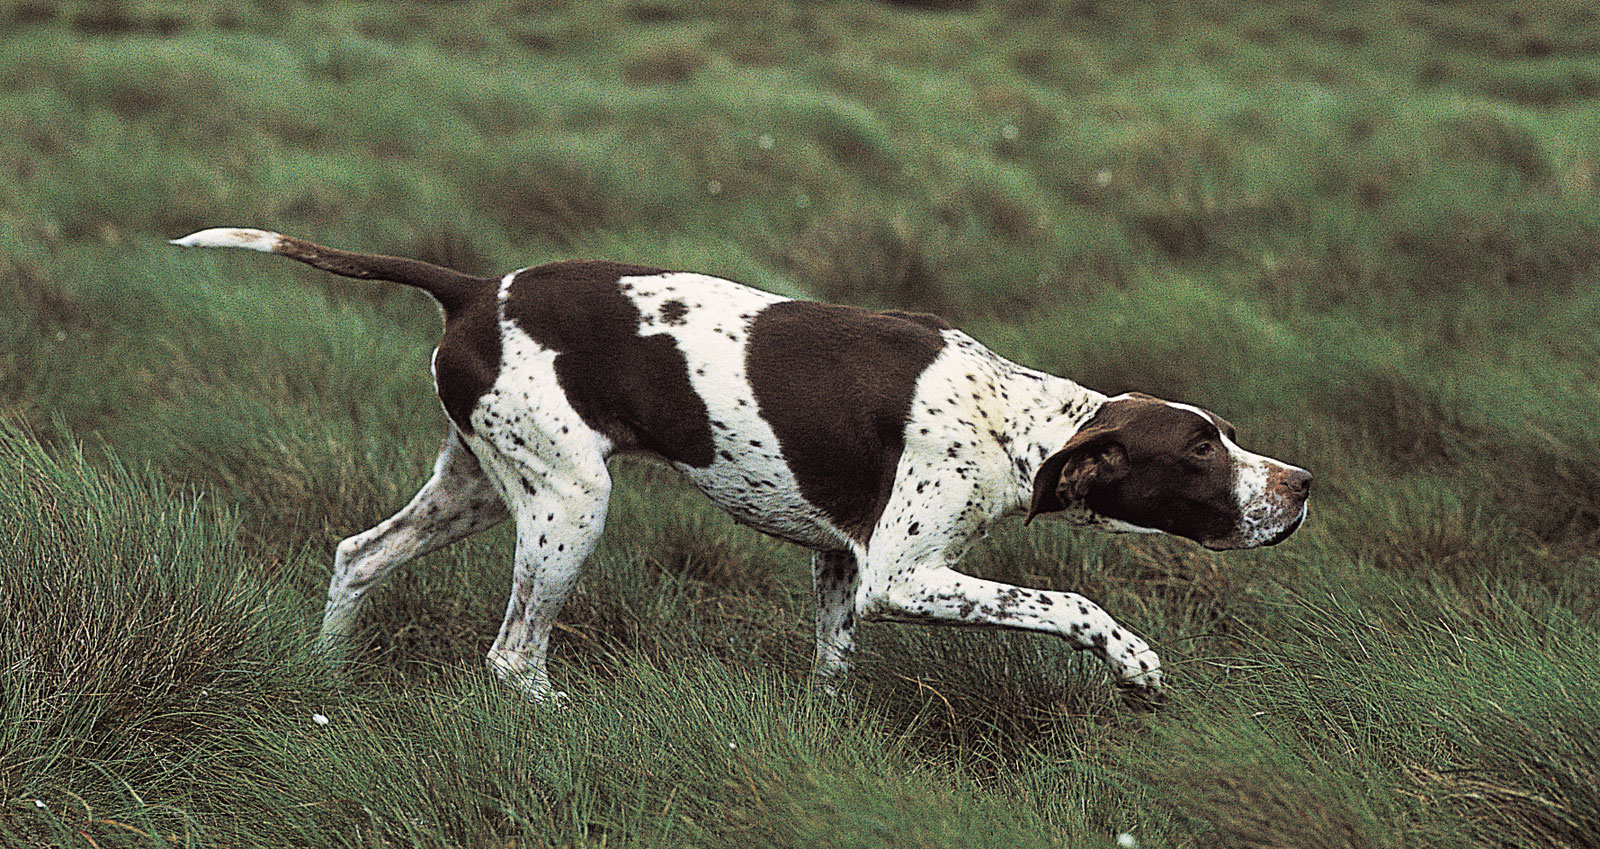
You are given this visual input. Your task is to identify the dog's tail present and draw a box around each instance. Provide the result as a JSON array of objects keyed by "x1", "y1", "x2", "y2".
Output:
[{"x1": 171, "y1": 228, "x2": 490, "y2": 312}]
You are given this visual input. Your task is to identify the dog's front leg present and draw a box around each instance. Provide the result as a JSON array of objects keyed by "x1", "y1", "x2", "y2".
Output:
[
  {"x1": 854, "y1": 543, "x2": 1163, "y2": 697},
  {"x1": 811, "y1": 549, "x2": 861, "y2": 692}
]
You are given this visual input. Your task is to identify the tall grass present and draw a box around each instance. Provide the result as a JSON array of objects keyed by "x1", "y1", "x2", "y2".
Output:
[{"x1": 4, "y1": 0, "x2": 1600, "y2": 846}]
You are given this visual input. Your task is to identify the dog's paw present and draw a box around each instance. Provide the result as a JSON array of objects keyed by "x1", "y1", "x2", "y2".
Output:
[
  {"x1": 532, "y1": 689, "x2": 572, "y2": 710},
  {"x1": 1113, "y1": 645, "x2": 1165, "y2": 709},
  {"x1": 1115, "y1": 676, "x2": 1167, "y2": 711}
]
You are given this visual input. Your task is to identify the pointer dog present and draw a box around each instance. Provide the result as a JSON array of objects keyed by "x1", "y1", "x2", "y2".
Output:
[{"x1": 173, "y1": 228, "x2": 1311, "y2": 701}]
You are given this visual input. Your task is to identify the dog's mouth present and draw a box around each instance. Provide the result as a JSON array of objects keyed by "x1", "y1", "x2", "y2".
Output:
[
  {"x1": 1263, "y1": 508, "x2": 1306, "y2": 547},
  {"x1": 1199, "y1": 502, "x2": 1309, "y2": 551}
]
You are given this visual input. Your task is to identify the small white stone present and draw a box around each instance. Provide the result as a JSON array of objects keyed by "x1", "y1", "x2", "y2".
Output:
[
  {"x1": 1096, "y1": 170, "x2": 1114, "y2": 186},
  {"x1": 757, "y1": 134, "x2": 775, "y2": 149},
  {"x1": 1116, "y1": 832, "x2": 1139, "y2": 849},
  {"x1": 33, "y1": 799, "x2": 47, "y2": 810},
  {"x1": 312, "y1": 713, "x2": 331, "y2": 726},
  {"x1": 1002, "y1": 123, "x2": 1020, "y2": 140}
]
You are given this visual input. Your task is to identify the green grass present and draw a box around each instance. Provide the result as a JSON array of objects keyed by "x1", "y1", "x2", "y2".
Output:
[{"x1": 4, "y1": 0, "x2": 1600, "y2": 846}]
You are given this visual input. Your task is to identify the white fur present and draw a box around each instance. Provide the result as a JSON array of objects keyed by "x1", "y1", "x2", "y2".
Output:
[
  {"x1": 170, "y1": 227, "x2": 284, "y2": 253},
  {"x1": 618, "y1": 272, "x2": 843, "y2": 549}
]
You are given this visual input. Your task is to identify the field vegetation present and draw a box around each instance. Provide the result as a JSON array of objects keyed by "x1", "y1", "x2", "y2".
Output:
[{"x1": 4, "y1": 0, "x2": 1600, "y2": 846}]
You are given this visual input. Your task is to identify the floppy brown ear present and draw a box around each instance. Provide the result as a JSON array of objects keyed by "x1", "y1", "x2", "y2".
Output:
[{"x1": 1024, "y1": 427, "x2": 1128, "y2": 524}]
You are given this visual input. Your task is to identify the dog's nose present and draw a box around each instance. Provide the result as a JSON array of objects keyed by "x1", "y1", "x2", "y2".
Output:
[{"x1": 1282, "y1": 468, "x2": 1313, "y2": 497}]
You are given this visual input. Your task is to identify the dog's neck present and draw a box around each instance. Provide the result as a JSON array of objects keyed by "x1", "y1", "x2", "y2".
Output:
[{"x1": 995, "y1": 367, "x2": 1108, "y2": 514}]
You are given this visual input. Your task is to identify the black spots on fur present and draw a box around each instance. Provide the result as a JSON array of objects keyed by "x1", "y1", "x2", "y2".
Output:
[
  {"x1": 813, "y1": 551, "x2": 857, "y2": 586},
  {"x1": 505, "y1": 261, "x2": 716, "y2": 468},
  {"x1": 660, "y1": 298, "x2": 690, "y2": 326}
]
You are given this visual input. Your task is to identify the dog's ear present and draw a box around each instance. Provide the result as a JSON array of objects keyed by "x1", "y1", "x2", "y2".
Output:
[{"x1": 1025, "y1": 427, "x2": 1129, "y2": 524}]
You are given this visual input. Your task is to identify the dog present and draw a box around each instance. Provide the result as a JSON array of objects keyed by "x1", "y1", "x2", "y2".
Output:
[{"x1": 173, "y1": 228, "x2": 1311, "y2": 702}]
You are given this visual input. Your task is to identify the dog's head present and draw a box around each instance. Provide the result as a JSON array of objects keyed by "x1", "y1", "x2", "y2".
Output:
[{"x1": 1026, "y1": 393, "x2": 1310, "y2": 550}]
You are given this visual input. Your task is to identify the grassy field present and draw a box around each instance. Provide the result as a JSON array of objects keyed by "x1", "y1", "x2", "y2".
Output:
[{"x1": 4, "y1": 0, "x2": 1600, "y2": 845}]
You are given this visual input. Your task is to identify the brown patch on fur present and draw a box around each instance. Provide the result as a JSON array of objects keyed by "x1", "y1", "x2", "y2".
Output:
[
  {"x1": 745, "y1": 301, "x2": 949, "y2": 542},
  {"x1": 504, "y1": 261, "x2": 717, "y2": 468},
  {"x1": 1030, "y1": 395, "x2": 1244, "y2": 544},
  {"x1": 432, "y1": 290, "x2": 503, "y2": 435},
  {"x1": 1026, "y1": 424, "x2": 1128, "y2": 523},
  {"x1": 273, "y1": 235, "x2": 489, "y2": 313}
]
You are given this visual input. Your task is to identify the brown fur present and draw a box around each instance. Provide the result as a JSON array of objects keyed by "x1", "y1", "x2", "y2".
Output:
[
  {"x1": 745, "y1": 300, "x2": 949, "y2": 542},
  {"x1": 1029, "y1": 395, "x2": 1245, "y2": 542},
  {"x1": 502, "y1": 260, "x2": 718, "y2": 468}
]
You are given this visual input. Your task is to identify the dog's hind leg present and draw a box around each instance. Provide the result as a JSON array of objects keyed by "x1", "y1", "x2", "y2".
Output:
[
  {"x1": 318, "y1": 431, "x2": 508, "y2": 660},
  {"x1": 476, "y1": 445, "x2": 613, "y2": 703}
]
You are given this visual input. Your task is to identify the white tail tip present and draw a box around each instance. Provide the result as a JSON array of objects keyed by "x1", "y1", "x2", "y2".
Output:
[{"x1": 170, "y1": 227, "x2": 285, "y2": 253}]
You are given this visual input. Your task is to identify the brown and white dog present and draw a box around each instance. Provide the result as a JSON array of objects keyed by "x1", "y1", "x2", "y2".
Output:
[{"x1": 173, "y1": 228, "x2": 1311, "y2": 702}]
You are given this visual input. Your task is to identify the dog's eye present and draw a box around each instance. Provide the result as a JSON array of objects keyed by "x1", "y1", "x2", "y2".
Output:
[{"x1": 1191, "y1": 440, "x2": 1217, "y2": 458}]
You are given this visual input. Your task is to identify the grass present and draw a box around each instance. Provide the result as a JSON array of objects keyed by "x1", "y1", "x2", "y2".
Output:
[{"x1": 4, "y1": 0, "x2": 1600, "y2": 846}]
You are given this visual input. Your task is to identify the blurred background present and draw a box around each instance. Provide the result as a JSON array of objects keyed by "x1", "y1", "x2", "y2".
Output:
[{"x1": 3, "y1": 1, "x2": 1599, "y2": 846}]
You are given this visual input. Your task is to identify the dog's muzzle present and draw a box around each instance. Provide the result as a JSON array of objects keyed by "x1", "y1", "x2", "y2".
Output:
[{"x1": 1264, "y1": 505, "x2": 1307, "y2": 547}]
